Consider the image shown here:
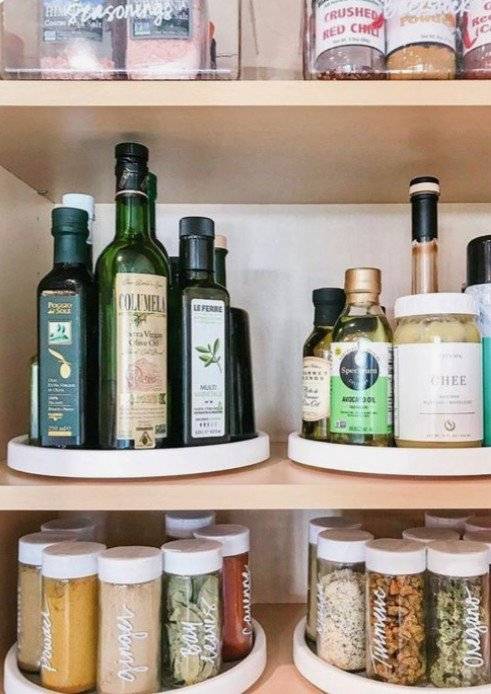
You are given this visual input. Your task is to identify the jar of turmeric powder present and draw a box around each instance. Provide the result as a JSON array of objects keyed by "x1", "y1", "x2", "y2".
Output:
[{"x1": 41, "y1": 541, "x2": 106, "y2": 693}]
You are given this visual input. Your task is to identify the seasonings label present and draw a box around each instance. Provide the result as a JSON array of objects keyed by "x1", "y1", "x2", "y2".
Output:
[
  {"x1": 39, "y1": 291, "x2": 82, "y2": 444},
  {"x1": 131, "y1": 0, "x2": 192, "y2": 40},
  {"x1": 315, "y1": 0, "x2": 385, "y2": 57},
  {"x1": 330, "y1": 341, "x2": 393, "y2": 436},
  {"x1": 394, "y1": 343, "x2": 483, "y2": 443},
  {"x1": 191, "y1": 299, "x2": 226, "y2": 439},
  {"x1": 385, "y1": 0, "x2": 457, "y2": 54},
  {"x1": 115, "y1": 273, "x2": 167, "y2": 448},
  {"x1": 42, "y1": 0, "x2": 104, "y2": 44},
  {"x1": 302, "y1": 356, "x2": 330, "y2": 422},
  {"x1": 462, "y1": 1, "x2": 491, "y2": 56}
]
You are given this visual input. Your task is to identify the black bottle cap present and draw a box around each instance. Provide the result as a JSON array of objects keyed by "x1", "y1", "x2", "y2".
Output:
[
  {"x1": 52, "y1": 207, "x2": 89, "y2": 236},
  {"x1": 467, "y1": 235, "x2": 491, "y2": 286},
  {"x1": 179, "y1": 217, "x2": 215, "y2": 239},
  {"x1": 115, "y1": 142, "x2": 149, "y2": 163},
  {"x1": 410, "y1": 176, "x2": 440, "y2": 242},
  {"x1": 312, "y1": 288, "x2": 345, "y2": 325}
]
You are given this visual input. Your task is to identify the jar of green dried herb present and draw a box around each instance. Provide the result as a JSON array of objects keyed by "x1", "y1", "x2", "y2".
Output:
[
  {"x1": 162, "y1": 539, "x2": 223, "y2": 688},
  {"x1": 427, "y1": 540, "x2": 491, "y2": 688}
]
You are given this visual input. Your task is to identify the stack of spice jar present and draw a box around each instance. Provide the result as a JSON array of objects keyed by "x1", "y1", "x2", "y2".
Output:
[
  {"x1": 308, "y1": 512, "x2": 491, "y2": 687},
  {"x1": 16, "y1": 511, "x2": 253, "y2": 693}
]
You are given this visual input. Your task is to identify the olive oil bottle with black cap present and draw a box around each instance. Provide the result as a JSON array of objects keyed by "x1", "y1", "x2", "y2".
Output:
[
  {"x1": 302, "y1": 288, "x2": 345, "y2": 442},
  {"x1": 410, "y1": 176, "x2": 440, "y2": 294},
  {"x1": 38, "y1": 207, "x2": 97, "y2": 448},
  {"x1": 178, "y1": 217, "x2": 230, "y2": 446},
  {"x1": 96, "y1": 143, "x2": 170, "y2": 450}
]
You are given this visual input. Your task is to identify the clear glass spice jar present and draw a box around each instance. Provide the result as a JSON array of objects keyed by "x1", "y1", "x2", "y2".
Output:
[
  {"x1": 466, "y1": 515, "x2": 491, "y2": 533},
  {"x1": 41, "y1": 541, "x2": 106, "y2": 693},
  {"x1": 464, "y1": 531, "x2": 491, "y2": 628},
  {"x1": 402, "y1": 526, "x2": 460, "y2": 544},
  {"x1": 427, "y1": 540, "x2": 490, "y2": 687},
  {"x1": 306, "y1": 516, "x2": 362, "y2": 643},
  {"x1": 165, "y1": 511, "x2": 216, "y2": 540},
  {"x1": 394, "y1": 293, "x2": 483, "y2": 448},
  {"x1": 194, "y1": 524, "x2": 253, "y2": 662},
  {"x1": 316, "y1": 528, "x2": 373, "y2": 671},
  {"x1": 98, "y1": 547, "x2": 162, "y2": 694},
  {"x1": 17, "y1": 532, "x2": 74, "y2": 673},
  {"x1": 162, "y1": 539, "x2": 223, "y2": 688},
  {"x1": 425, "y1": 510, "x2": 471, "y2": 533},
  {"x1": 366, "y1": 539, "x2": 427, "y2": 685},
  {"x1": 41, "y1": 516, "x2": 98, "y2": 541}
]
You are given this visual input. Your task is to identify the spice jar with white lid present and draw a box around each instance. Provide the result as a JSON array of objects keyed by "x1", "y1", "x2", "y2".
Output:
[
  {"x1": 316, "y1": 529, "x2": 373, "y2": 671},
  {"x1": 306, "y1": 516, "x2": 362, "y2": 643},
  {"x1": 425, "y1": 510, "x2": 471, "y2": 532},
  {"x1": 41, "y1": 516, "x2": 98, "y2": 541},
  {"x1": 98, "y1": 547, "x2": 162, "y2": 694},
  {"x1": 427, "y1": 540, "x2": 490, "y2": 687},
  {"x1": 403, "y1": 526, "x2": 460, "y2": 544},
  {"x1": 41, "y1": 541, "x2": 106, "y2": 693},
  {"x1": 162, "y1": 539, "x2": 223, "y2": 688},
  {"x1": 394, "y1": 293, "x2": 483, "y2": 448},
  {"x1": 194, "y1": 524, "x2": 252, "y2": 661},
  {"x1": 366, "y1": 539, "x2": 426, "y2": 685},
  {"x1": 466, "y1": 516, "x2": 491, "y2": 533},
  {"x1": 17, "y1": 532, "x2": 74, "y2": 673},
  {"x1": 165, "y1": 511, "x2": 216, "y2": 540}
]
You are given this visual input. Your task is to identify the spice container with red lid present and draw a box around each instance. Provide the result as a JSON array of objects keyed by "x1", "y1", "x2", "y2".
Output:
[{"x1": 194, "y1": 524, "x2": 253, "y2": 661}]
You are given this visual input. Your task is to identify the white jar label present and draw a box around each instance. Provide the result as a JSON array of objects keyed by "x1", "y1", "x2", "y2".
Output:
[
  {"x1": 462, "y1": 1, "x2": 491, "y2": 55},
  {"x1": 191, "y1": 299, "x2": 226, "y2": 439},
  {"x1": 385, "y1": 0, "x2": 457, "y2": 55},
  {"x1": 302, "y1": 356, "x2": 330, "y2": 422},
  {"x1": 394, "y1": 342, "x2": 483, "y2": 443},
  {"x1": 315, "y1": 0, "x2": 385, "y2": 58}
]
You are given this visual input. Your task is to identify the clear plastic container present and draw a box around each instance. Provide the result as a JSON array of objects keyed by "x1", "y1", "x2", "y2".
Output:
[
  {"x1": 466, "y1": 515, "x2": 491, "y2": 533},
  {"x1": 316, "y1": 529, "x2": 373, "y2": 671},
  {"x1": 427, "y1": 540, "x2": 491, "y2": 687},
  {"x1": 425, "y1": 510, "x2": 471, "y2": 533},
  {"x1": 2, "y1": 0, "x2": 241, "y2": 80},
  {"x1": 366, "y1": 539, "x2": 426, "y2": 686},
  {"x1": 165, "y1": 510, "x2": 216, "y2": 540},
  {"x1": 402, "y1": 526, "x2": 460, "y2": 544}
]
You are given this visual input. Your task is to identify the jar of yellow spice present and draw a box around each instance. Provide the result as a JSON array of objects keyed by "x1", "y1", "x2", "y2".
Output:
[
  {"x1": 394, "y1": 294, "x2": 483, "y2": 448},
  {"x1": 41, "y1": 541, "x2": 106, "y2": 693}
]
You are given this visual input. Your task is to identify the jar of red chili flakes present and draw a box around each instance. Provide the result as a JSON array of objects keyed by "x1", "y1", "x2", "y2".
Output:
[{"x1": 194, "y1": 524, "x2": 253, "y2": 661}]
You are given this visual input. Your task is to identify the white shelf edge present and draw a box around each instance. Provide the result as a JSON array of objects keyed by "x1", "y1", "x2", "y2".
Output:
[
  {"x1": 4, "y1": 620, "x2": 266, "y2": 694},
  {"x1": 7, "y1": 433, "x2": 270, "y2": 479},
  {"x1": 292, "y1": 617, "x2": 491, "y2": 693},
  {"x1": 288, "y1": 432, "x2": 491, "y2": 477}
]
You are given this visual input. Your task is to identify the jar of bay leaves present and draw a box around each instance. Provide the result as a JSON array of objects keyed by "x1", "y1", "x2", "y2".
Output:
[
  {"x1": 427, "y1": 540, "x2": 490, "y2": 688},
  {"x1": 162, "y1": 539, "x2": 223, "y2": 688}
]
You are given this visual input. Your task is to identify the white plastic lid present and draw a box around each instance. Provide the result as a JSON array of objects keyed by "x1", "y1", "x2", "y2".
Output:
[
  {"x1": 162, "y1": 539, "x2": 222, "y2": 576},
  {"x1": 425, "y1": 510, "x2": 471, "y2": 532},
  {"x1": 366, "y1": 539, "x2": 426, "y2": 575},
  {"x1": 465, "y1": 516, "x2": 491, "y2": 533},
  {"x1": 99, "y1": 546, "x2": 162, "y2": 584},
  {"x1": 428, "y1": 540, "x2": 489, "y2": 577},
  {"x1": 215, "y1": 235, "x2": 228, "y2": 250},
  {"x1": 317, "y1": 529, "x2": 374, "y2": 564},
  {"x1": 165, "y1": 511, "x2": 216, "y2": 539},
  {"x1": 193, "y1": 524, "x2": 249, "y2": 557},
  {"x1": 18, "y1": 532, "x2": 76, "y2": 566},
  {"x1": 402, "y1": 527, "x2": 460, "y2": 545},
  {"x1": 464, "y1": 531, "x2": 491, "y2": 563},
  {"x1": 308, "y1": 516, "x2": 361, "y2": 545},
  {"x1": 62, "y1": 193, "x2": 95, "y2": 222},
  {"x1": 395, "y1": 293, "x2": 477, "y2": 319},
  {"x1": 41, "y1": 517, "x2": 98, "y2": 541},
  {"x1": 42, "y1": 542, "x2": 106, "y2": 579}
]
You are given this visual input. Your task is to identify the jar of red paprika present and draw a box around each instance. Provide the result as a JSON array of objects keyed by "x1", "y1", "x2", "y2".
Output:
[{"x1": 194, "y1": 524, "x2": 252, "y2": 661}]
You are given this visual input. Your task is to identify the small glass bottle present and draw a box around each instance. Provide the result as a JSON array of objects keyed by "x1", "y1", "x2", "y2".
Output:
[
  {"x1": 410, "y1": 177, "x2": 440, "y2": 295},
  {"x1": 427, "y1": 540, "x2": 490, "y2": 687},
  {"x1": 194, "y1": 524, "x2": 253, "y2": 661},
  {"x1": 41, "y1": 542, "x2": 106, "y2": 693},
  {"x1": 330, "y1": 268, "x2": 393, "y2": 447},
  {"x1": 41, "y1": 516, "x2": 98, "y2": 541},
  {"x1": 97, "y1": 547, "x2": 162, "y2": 694},
  {"x1": 306, "y1": 516, "x2": 362, "y2": 643},
  {"x1": 302, "y1": 288, "x2": 345, "y2": 442},
  {"x1": 162, "y1": 539, "x2": 223, "y2": 688},
  {"x1": 316, "y1": 529, "x2": 373, "y2": 671},
  {"x1": 366, "y1": 539, "x2": 426, "y2": 685},
  {"x1": 425, "y1": 510, "x2": 471, "y2": 533},
  {"x1": 165, "y1": 511, "x2": 216, "y2": 540},
  {"x1": 403, "y1": 526, "x2": 459, "y2": 544},
  {"x1": 17, "y1": 532, "x2": 74, "y2": 673}
]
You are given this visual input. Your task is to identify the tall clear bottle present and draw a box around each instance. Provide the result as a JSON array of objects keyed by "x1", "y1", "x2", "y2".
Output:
[
  {"x1": 330, "y1": 268, "x2": 393, "y2": 447},
  {"x1": 411, "y1": 177, "x2": 440, "y2": 295},
  {"x1": 96, "y1": 143, "x2": 170, "y2": 450}
]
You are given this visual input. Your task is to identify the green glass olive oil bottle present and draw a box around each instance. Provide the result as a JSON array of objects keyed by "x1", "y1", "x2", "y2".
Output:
[
  {"x1": 330, "y1": 268, "x2": 393, "y2": 447},
  {"x1": 302, "y1": 288, "x2": 345, "y2": 441}
]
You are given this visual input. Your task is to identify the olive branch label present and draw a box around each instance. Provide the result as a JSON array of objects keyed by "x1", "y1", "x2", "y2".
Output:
[
  {"x1": 133, "y1": 312, "x2": 148, "y2": 327},
  {"x1": 48, "y1": 349, "x2": 72, "y2": 379},
  {"x1": 196, "y1": 339, "x2": 222, "y2": 373}
]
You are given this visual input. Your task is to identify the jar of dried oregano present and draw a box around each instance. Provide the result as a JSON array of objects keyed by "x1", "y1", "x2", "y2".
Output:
[
  {"x1": 427, "y1": 540, "x2": 490, "y2": 688},
  {"x1": 162, "y1": 539, "x2": 223, "y2": 688},
  {"x1": 316, "y1": 529, "x2": 373, "y2": 671},
  {"x1": 366, "y1": 539, "x2": 426, "y2": 685}
]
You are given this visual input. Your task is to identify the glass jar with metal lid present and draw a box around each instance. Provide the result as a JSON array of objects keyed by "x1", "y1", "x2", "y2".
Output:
[{"x1": 394, "y1": 293, "x2": 483, "y2": 448}]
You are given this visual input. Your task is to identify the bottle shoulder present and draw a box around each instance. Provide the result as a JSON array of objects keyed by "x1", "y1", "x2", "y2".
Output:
[
  {"x1": 96, "y1": 238, "x2": 170, "y2": 278},
  {"x1": 332, "y1": 311, "x2": 393, "y2": 343},
  {"x1": 38, "y1": 266, "x2": 94, "y2": 294},
  {"x1": 181, "y1": 281, "x2": 230, "y2": 303},
  {"x1": 303, "y1": 326, "x2": 332, "y2": 355}
]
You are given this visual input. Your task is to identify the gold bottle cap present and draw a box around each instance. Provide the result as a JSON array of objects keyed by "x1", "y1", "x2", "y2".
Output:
[
  {"x1": 215, "y1": 235, "x2": 228, "y2": 250},
  {"x1": 345, "y1": 268, "x2": 381, "y2": 296}
]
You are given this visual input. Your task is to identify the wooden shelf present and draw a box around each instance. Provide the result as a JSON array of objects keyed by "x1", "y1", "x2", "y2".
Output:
[
  {"x1": 2, "y1": 81, "x2": 491, "y2": 204},
  {"x1": 1, "y1": 444, "x2": 491, "y2": 510}
]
